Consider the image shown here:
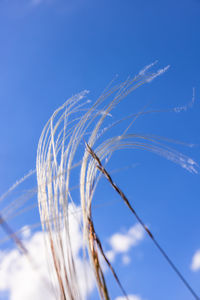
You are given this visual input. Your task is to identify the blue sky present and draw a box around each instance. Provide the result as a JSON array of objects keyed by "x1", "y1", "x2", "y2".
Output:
[{"x1": 0, "y1": 0, "x2": 200, "y2": 299}]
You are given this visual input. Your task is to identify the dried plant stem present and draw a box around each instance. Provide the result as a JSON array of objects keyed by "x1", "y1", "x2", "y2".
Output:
[
  {"x1": 85, "y1": 142, "x2": 200, "y2": 300},
  {"x1": 35, "y1": 64, "x2": 198, "y2": 299},
  {"x1": 88, "y1": 216, "x2": 110, "y2": 300},
  {"x1": 0, "y1": 213, "x2": 28, "y2": 255},
  {"x1": 88, "y1": 213, "x2": 129, "y2": 300},
  {"x1": 49, "y1": 237, "x2": 67, "y2": 300}
]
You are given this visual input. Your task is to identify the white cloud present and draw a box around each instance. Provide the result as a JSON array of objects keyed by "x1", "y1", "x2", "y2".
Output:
[
  {"x1": 20, "y1": 225, "x2": 31, "y2": 239},
  {"x1": 105, "y1": 250, "x2": 116, "y2": 263},
  {"x1": 191, "y1": 250, "x2": 200, "y2": 271},
  {"x1": 122, "y1": 254, "x2": 131, "y2": 265},
  {"x1": 109, "y1": 223, "x2": 144, "y2": 254},
  {"x1": 0, "y1": 232, "x2": 56, "y2": 300},
  {"x1": 115, "y1": 294, "x2": 143, "y2": 300},
  {"x1": 0, "y1": 213, "x2": 145, "y2": 299},
  {"x1": 105, "y1": 223, "x2": 144, "y2": 267},
  {"x1": 0, "y1": 205, "x2": 95, "y2": 300}
]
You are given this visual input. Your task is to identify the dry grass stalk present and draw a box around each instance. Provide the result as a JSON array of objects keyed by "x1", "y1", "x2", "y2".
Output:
[
  {"x1": 89, "y1": 218, "x2": 129, "y2": 299},
  {"x1": 0, "y1": 213, "x2": 28, "y2": 255},
  {"x1": 85, "y1": 142, "x2": 199, "y2": 300},
  {"x1": 35, "y1": 63, "x2": 199, "y2": 299},
  {"x1": 88, "y1": 216, "x2": 110, "y2": 300}
]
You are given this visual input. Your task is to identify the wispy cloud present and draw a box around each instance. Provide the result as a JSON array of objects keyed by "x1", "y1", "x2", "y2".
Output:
[
  {"x1": 122, "y1": 254, "x2": 131, "y2": 265},
  {"x1": 191, "y1": 249, "x2": 200, "y2": 271},
  {"x1": 106, "y1": 223, "x2": 145, "y2": 264},
  {"x1": 109, "y1": 223, "x2": 144, "y2": 253}
]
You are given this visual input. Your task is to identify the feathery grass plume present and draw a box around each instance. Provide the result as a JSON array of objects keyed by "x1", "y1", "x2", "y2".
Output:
[{"x1": 36, "y1": 63, "x2": 198, "y2": 300}]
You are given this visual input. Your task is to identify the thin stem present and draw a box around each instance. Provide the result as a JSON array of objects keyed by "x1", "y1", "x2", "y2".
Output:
[{"x1": 86, "y1": 142, "x2": 200, "y2": 300}]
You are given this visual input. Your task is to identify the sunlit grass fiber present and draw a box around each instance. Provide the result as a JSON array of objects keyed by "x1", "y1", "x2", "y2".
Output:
[{"x1": 35, "y1": 63, "x2": 198, "y2": 300}]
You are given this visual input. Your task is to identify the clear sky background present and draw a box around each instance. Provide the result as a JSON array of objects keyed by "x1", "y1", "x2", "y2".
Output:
[{"x1": 0, "y1": 1, "x2": 200, "y2": 300}]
